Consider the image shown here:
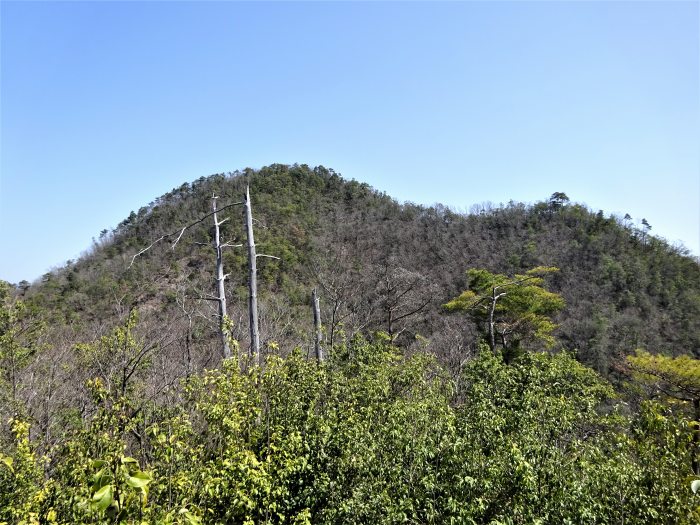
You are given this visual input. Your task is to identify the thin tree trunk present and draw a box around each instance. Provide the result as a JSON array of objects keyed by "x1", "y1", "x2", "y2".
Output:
[
  {"x1": 329, "y1": 298, "x2": 341, "y2": 351},
  {"x1": 387, "y1": 307, "x2": 394, "y2": 340},
  {"x1": 245, "y1": 185, "x2": 260, "y2": 366},
  {"x1": 488, "y1": 288, "x2": 497, "y2": 352},
  {"x1": 312, "y1": 288, "x2": 323, "y2": 363},
  {"x1": 212, "y1": 196, "x2": 231, "y2": 359},
  {"x1": 693, "y1": 398, "x2": 700, "y2": 475},
  {"x1": 185, "y1": 317, "x2": 193, "y2": 378}
]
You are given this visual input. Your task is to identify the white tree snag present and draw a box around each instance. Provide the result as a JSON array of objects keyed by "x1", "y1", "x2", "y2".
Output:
[
  {"x1": 212, "y1": 195, "x2": 232, "y2": 359},
  {"x1": 244, "y1": 185, "x2": 260, "y2": 366},
  {"x1": 127, "y1": 201, "x2": 243, "y2": 268},
  {"x1": 312, "y1": 287, "x2": 323, "y2": 363},
  {"x1": 128, "y1": 196, "x2": 244, "y2": 361}
]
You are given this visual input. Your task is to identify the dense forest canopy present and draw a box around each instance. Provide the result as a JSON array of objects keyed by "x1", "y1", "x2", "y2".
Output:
[{"x1": 2, "y1": 164, "x2": 699, "y2": 523}]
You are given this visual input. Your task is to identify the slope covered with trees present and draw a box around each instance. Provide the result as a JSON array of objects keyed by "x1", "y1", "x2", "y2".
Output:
[
  {"x1": 2, "y1": 164, "x2": 699, "y2": 523},
  {"x1": 16, "y1": 164, "x2": 700, "y2": 371}
]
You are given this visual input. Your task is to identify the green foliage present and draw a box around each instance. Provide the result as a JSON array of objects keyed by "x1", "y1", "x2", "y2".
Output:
[
  {"x1": 0, "y1": 281, "x2": 43, "y2": 414},
  {"x1": 627, "y1": 350, "x2": 700, "y2": 401},
  {"x1": 0, "y1": 419, "x2": 49, "y2": 525},
  {"x1": 2, "y1": 334, "x2": 698, "y2": 523},
  {"x1": 445, "y1": 267, "x2": 564, "y2": 355},
  {"x1": 450, "y1": 350, "x2": 608, "y2": 521},
  {"x1": 74, "y1": 310, "x2": 152, "y2": 399},
  {"x1": 548, "y1": 191, "x2": 570, "y2": 210},
  {"x1": 4, "y1": 165, "x2": 700, "y2": 522},
  {"x1": 626, "y1": 350, "x2": 700, "y2": 479}
]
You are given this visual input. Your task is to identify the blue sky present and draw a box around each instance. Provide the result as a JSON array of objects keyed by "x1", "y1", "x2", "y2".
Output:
[{"x1": 1, "y1": 1, "x2": 698, "y2": 284}]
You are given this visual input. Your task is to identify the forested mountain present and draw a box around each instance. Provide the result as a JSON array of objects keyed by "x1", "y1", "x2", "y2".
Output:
[
  {"x1": 2, "y1": 164, "x2": 700, "y2": 523},
  {"x1": 18, "y1": 163, "x2": 700, "y2": 372}
]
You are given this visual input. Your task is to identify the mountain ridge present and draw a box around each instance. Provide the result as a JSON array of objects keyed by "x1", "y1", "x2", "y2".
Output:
[{"x1": 13, "y1": 163, "x2": 700, "y2": 376}]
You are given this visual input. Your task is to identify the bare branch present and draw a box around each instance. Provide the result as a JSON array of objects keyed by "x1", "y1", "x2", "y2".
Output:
[
  {"x1": 128, "y1": 236, "x2": 166, "y2": 268},
  {"x1": 256, "y1": 254, "x2": 281, "y2": 260},
  {"x1": 127, "y1": 201, "x2": 244, "y2": 268},
  {"x1": 171, "y1": 227, "x2": 188, "y2": 249},
  {"x1": 392, "y1": 296, "x2": 433, "y2": 324},
  {"x1": 459, "y1": 296, "x2": 490, "y2": 312}
]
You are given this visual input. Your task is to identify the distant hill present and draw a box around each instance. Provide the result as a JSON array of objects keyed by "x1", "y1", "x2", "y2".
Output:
[{"x1": 19, "y1": 163, "x2": 700, "y2": 377}]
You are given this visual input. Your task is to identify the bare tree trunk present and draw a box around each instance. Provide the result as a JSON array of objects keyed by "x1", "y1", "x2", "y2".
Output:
[
  {"x1": 693, "y1": 398, "x2": 700, "y2": 475},
  {"x1": 487, "y1": 288, "x2": 509, "y2": 354},
  {"x1": 185, "y1": 325, "x2": 192, "y2": 377},
  {"x1": 329, "y1": 299, "x2": 340, "y2": 351},
  {"x1": 312, "y1": 288, "x2": 323, "y2": 363},
  {"x1": 488, "y1": 287, "x2": 497, "y2": 353},
  {"x1": 245, "y1": 185, "x2": 260, "y2": 366},
  {"x1": 212, "y1": 196, "x2": 231, "y2": 359}
]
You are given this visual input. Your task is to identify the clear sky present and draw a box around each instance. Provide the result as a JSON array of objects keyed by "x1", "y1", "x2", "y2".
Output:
[{"x1": 1, "y1": 1, "x2": 698, "y2": 284}]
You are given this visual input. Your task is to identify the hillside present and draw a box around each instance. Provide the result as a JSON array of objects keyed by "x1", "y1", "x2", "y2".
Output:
[
  {"x1": 3, "y1": 164, "x2": 700, "y2": 524},
  {"x1": 18, "y1": 163, "x2": 700, "y2": 374}
]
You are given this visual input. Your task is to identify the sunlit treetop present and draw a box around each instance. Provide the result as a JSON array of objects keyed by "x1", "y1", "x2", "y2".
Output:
[
  {"x1": 444, "y1": 266, "x2": 564, "y2": 354},
  {"x1": 627, "y1": 350, "x2": 700, "y2": 402}
]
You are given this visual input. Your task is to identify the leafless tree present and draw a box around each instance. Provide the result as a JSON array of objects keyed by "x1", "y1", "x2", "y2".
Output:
[
  {"x1": 312, "y1": 288, "x2": 323, "y2": 363},
  {"x1": 128, "y1": 195, "x2": 243, "y2": 360},
  {"x1": 244, "y1": 185, "x2": 279, "y2": 367}
]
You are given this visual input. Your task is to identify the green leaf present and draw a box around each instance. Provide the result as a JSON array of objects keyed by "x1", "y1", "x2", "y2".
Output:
[
  {"x1": 91, "y1": 484, "x2": 114, "y2": 512},
  {"x1": 0, "y1": 454, "x2": 14, "y2": 472},
  {"x1": 91, "y1": 459, "x2": 107, "y2": 469},
  {"x1": 179, "y1": 508, "x2": 203, "y2": 525},
  {"x1": 120, "y1": 456, "x2": 139, "y2": 465},
  {"x1": 91, "y1": 469, "x2": 112, "y2": 491},
  {"x1": 125, "y1": 470, "x2": 152, "y2": 489}
]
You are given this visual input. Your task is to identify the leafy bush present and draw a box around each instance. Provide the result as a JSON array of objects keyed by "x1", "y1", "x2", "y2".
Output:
[{"x1": 2, "y1": 334, "x2": 698, "y2": 524}]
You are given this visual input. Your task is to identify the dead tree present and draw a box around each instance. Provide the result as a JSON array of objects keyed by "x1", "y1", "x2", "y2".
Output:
[
  {"x1": 245, "y1": 185, "x2": 259, "y2": 365},
  {"x1": 212, "y1": 195, "x2": 236, "y2": 358},
  {"x1": 128, "y1": 196, "x2": 243, "y2": 360},
  {"x1": 128, "y1": 185, "x2": 277, "y2": 368},
  {"x1": 244, "y1": 185, "x2": 279, "y2": 367},
  {"x1": 312, "y1": 288, "x2": 323, "y2": 363}
]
